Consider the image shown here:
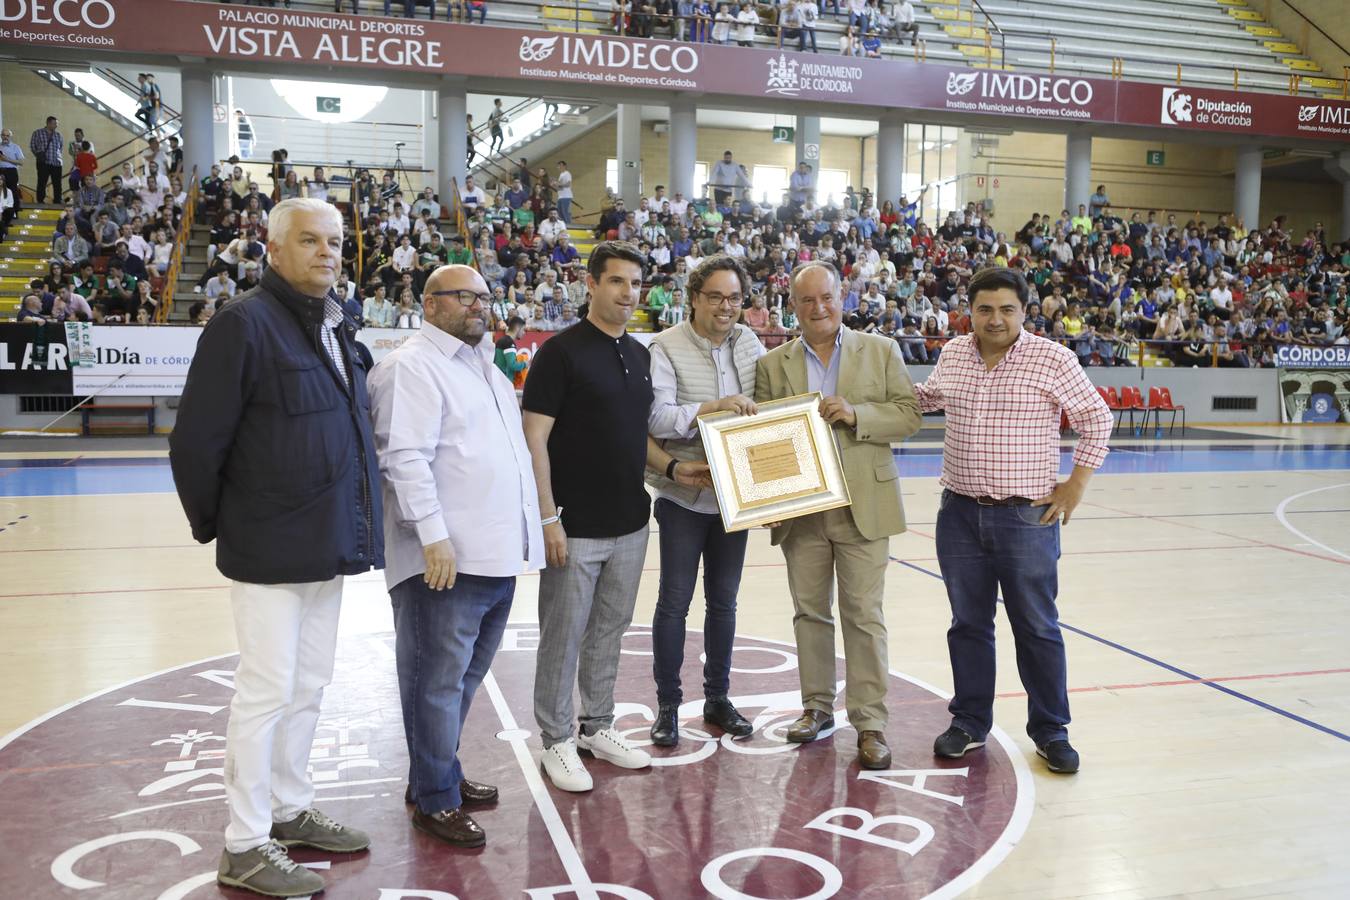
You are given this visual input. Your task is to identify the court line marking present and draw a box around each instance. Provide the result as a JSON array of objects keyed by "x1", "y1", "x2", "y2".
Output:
[
  {"x1": 1077, "y1": 499, "x2": 1350, "y2": 568},
  {"x1": 0, "y1": 652, "x2": 239, "y2": 753},
  {"x1": 1273, "y1": 483, "x2": 1350, "y2": 563},
  {"x1": 889, "y1": 557, "x2": 1350, "y2": 745},
  {"x1": 697, "y1": 628, "x2": 1037, "y2": 900},
  {"x1": 480, "y1": 669, "x2": 600, "y2": 900},
  {"x1": 0, "y1": 584, "x2": 230, "y2": 600}
]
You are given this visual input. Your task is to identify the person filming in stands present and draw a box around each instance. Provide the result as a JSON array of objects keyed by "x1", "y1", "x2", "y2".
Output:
[
  {"x1": 912, "y1": 266, "x2": 1111, "y2": 775},
  {"x1": 169, "y1": 198, "x2": 383, "y2": 898}
]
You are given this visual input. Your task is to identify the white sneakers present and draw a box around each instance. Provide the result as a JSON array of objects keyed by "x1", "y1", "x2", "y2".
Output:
[
  {"x1": 541, "y1": 738, "x2": 593, "y2": 792},
  {"x1": 541, "y1": 729, "x2": 652, "y2": 792},
  {"x1": 577, "y1": 727, "x2": 652, "y2": 770}
]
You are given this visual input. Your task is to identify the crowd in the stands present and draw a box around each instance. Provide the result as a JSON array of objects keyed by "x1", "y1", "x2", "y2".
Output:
[
  {"x1": 16, "y1": 115, "x2": 187, "y2": 325},
  {"x1": 12, "y1": 109, "x2": 1348, "y2": 370}
]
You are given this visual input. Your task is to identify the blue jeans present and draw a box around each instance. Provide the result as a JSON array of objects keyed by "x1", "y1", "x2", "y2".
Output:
[
  {"x1": 935, "y1": 490, "x2": 1070, "y2": 745},
  {"x1": 651, "y1": 498, "x2": 748, "y2": 705},
  {"x1": 391, "y1": 572, "x2": 514, "y2": 813},
  {"x1": 556, "y1": 196, "x2": 572, "y2": 224}
]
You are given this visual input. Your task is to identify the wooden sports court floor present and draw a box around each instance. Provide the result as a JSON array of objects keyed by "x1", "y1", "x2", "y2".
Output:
[{"x1": 0, "y1": 425, "x2": 1347, "y2": 898}]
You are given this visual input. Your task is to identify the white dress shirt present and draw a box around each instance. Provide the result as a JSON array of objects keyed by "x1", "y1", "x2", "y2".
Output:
[{"x1": 368, "y1": 324, "x2": 543, "y2": 589}]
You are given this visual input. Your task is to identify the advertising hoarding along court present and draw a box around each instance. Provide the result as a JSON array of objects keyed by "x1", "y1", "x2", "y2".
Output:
[{"x1": 2, "y1": 0, "x2": 1349, "y2": 143}]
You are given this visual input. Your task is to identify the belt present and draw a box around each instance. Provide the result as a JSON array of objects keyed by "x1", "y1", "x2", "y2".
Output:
[{"x1": 970, "y1": 494, "x2": 1033, "y2": 507}]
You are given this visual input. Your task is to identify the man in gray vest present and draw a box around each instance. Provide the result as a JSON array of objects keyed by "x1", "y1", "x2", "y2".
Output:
[{"x1": 647, "y1": 254, "x2": 766, "y2": 746}]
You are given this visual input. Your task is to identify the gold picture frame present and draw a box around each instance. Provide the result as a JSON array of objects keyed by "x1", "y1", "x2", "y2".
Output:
[{"x1": 696, "y1": 391, "x2": 852, "y2": 532}]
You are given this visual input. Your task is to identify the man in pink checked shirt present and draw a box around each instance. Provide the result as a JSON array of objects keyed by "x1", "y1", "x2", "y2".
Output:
[{"x1": 912, "y1": 266, "x2": 1111, "y2": 776}]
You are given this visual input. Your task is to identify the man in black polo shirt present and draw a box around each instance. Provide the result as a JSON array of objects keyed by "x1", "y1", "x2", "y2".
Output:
[{"x1": 523, "y1": 241, "x2": 708, "y2": 793}]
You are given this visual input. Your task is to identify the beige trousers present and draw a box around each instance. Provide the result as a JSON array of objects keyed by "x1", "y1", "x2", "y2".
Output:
[{"x1": 780, "y1": 507, "x2": 890, "y2": 732}]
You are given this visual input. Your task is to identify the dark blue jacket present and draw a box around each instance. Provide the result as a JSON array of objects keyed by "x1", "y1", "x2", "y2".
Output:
[{"x1": 169, "y1": 268, "x2": 384, "y2": 584}]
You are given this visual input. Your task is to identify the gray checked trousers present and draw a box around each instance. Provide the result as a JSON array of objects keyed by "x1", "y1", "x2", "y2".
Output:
[{"x1": 534, "y1": 525, "x2": 649, "y2": 748}]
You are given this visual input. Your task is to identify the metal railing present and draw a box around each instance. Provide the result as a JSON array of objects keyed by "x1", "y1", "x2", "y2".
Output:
[
  {"x1": 446, "y1": 176, "x2": 478, "y2": 272},
  {"x1": 353, "y1": 187, "x2": 366, "y2": 286},
  {"x1": 968, "y1": 0, "x2": 1006, "y2": 70},
  {"x1": 158, "y1": 165, "x2": 198, "y2": 323},
  {"x1": 226, "y1": 111, "x2": 424, "y2": 172},
  {"x1": 81, "y1": 112, "x2": 185, "y2": 201}
]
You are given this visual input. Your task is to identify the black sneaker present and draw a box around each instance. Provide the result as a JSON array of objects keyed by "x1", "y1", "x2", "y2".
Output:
[
  {"x1": 933, "y1": 726, "x2": 985, "y2": 759},
  {"x1": 650, "y1": 703, "x2": 679, "y2": 747},
  {"x1": 1036, "y1": 739, "x2": 1080, "y2": 774}
]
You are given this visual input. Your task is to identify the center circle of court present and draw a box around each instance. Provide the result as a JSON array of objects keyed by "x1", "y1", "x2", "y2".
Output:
[{"x1": 0, "y1": 628, "x2": 1028, "y2": 898}]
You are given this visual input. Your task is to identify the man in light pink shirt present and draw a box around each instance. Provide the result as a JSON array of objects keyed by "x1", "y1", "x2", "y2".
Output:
[{"x1": 913, "y1": 266, "x2": 1110, "y2": 776}]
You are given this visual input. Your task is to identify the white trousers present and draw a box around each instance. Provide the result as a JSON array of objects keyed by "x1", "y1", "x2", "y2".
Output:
[{"x1": 224, "y1": 576, "x2": 344, "y2": 853}]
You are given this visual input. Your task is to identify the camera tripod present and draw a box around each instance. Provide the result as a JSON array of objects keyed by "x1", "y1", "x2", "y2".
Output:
[{"x1": 391, "y1": 142, "x2": 416, "y2": 199}]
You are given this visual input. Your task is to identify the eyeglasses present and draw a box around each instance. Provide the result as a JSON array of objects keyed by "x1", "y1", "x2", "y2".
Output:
[
  {"x1": 427, "y1": 289, "x2": 490, "y2": 307},
  {"x1": 699, "y1": 292, "x2": 744, "y2": 308}
]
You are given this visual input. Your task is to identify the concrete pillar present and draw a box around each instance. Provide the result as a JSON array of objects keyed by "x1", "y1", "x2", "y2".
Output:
[
  {"x1": 617, "y1": 103, "x2": 642, "y2": 205},
  {"x1": 1064, "y1": 132, "x2": 1091, "y2": 215},
  {"x1": 1323, "y1": 150, "x2": 1350, "y2": 242},
  {"x1": 437, "y1": 78, "x2": 467, "y2": 205},
  {"x1": 668, "y1": 96, "x2": 697, "y2": 202},
  {"x1": 1234, "y1": 145, "x2": 1262, "y2": 232},
  {"x1": 794, "y1": 114, "x2": 821, "y2": 169},
  {"x1": 1343, "y1": 181, "x2": 1350, "y2": 244},
  {"x1": 876, "y1": 113, "x2": 905, "y2": 207},
  {"x1": 180, "y1": 67, "x2": 215, "y2": 180},
  {"x1": 422, "y1": 90, "x2": 438, "y2": 184}
]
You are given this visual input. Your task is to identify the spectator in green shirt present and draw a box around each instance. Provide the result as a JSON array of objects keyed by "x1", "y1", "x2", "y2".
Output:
[
  {"x1": 646, "y1": 275, "x2": 674, "y2": 327},
  {"x1": 445, "y1": 235, "x2": 473, "y2": 266},
  {"x1": 494, "y1": 316, "x2": 529, "y2": 382}
]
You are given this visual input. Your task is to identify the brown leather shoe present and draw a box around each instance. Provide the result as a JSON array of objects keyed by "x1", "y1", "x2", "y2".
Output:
[
  {"x1": 857, "y1": 730, "x2": 892, "y2": 770},
  {"x1": 404, "y1": 780, "x2": 499, "y2": 807},
  {"x1": 785, "y1": 709, "x2": 835, "y2": 743},
  {"x1": 411, "y1": 808, "x2": 486, "y2": 848}
]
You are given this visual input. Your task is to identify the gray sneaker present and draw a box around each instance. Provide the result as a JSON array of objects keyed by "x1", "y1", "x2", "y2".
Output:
[
  {"x1": 270, "y1": 808, "x2": 371, "y2": 853},
  {"x1": 217, "y1": 841, "x2": 325, "y2": 898}
]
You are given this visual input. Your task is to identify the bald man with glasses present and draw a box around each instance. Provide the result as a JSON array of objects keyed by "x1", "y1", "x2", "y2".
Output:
[{"x1": 368, "y1": 265, "x2": 545, "y2": 849}]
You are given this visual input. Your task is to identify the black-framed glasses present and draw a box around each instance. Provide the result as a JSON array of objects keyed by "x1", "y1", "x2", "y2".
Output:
[
  {"x1": 427, "y1": 289, "x2": 490, "y2": 307},
  {"x1": 699, "y1": 292, "x2": 744, "y2": 309}
]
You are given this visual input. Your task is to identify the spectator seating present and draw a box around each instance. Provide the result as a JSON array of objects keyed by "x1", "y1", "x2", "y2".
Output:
[
  {"x1": 1149, "y1": 385, "x2": 1187, "y2": 435},
  {"x1": 274, "y1": 0, "x2": 1336, "y2": 98},
  {"x1": 1, "y1": 206, "x2": 65, "y2": 318}
]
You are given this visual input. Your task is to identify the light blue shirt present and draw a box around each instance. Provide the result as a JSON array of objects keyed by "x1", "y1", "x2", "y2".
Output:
[{"x1": 804, "y1": 327, "x2": 843, "y2": 397}]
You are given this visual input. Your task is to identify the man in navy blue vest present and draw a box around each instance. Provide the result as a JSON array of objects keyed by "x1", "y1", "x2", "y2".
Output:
[{"x1": 170, "y1": 198, "x2": 384, "y2": 898}]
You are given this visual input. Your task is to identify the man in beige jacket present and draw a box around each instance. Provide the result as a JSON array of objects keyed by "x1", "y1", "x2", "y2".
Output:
[{"x1": 755, "y1": 261, "x2": 922, "y2": 769}]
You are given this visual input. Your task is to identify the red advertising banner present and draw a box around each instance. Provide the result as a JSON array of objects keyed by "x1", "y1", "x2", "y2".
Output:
[{"x1": 2, "y1": 0, "x2": 1349, "y2": 143}]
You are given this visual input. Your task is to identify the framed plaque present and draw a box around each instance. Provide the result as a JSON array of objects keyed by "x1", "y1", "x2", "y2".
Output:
[{"x1": 697, "y1": 392, "x2": 852, "y2": 532}]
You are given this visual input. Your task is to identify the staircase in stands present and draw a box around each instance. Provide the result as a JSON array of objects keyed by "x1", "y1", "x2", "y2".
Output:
[{"x1": 1, "y1": 206, "x2": 62, "y2": 318}]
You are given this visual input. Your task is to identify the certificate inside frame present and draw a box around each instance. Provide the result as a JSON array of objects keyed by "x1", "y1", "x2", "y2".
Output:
[{"x1": 696, "y1": 391, "x2": 852, "y2": 532}]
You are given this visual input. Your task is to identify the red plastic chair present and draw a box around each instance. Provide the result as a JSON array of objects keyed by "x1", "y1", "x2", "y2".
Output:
[
  {"x1": 1123, "y1": 385, "x2": 1154, "y2": 436},
  {"x1": 1151, "y1": 386, "x2": 1186, "y2": 436},
  {"x1": 1100, "y1": 386, "x2": 1130, "y2": 435}
]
